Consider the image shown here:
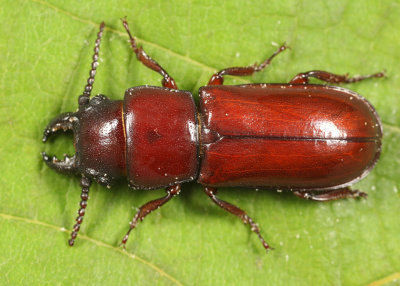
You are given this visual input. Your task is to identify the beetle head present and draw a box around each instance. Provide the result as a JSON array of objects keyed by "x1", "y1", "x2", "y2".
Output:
[{"x1": 42, "y1": 95, "x2": 125, "y2": 188}]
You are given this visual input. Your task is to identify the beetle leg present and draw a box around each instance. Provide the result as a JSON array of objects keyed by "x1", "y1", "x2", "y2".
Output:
[
  {"x1": 293, "y1": 188, "x2": 367, "y2": 202},
  {"x1": 290, "y1": 70, "x2": 385, "y2": 85},
  {"x1": 68, "y1": 175, "x2": 92, "y2": 246},
  {"x1": 120, "y1": 184, "x2": 181, "y2": 248},
  {"x1": 79, "y1": 22, "x2": 105, "y2": 106},
  {"x1": 121, "y1": 18, "x2": 178, "y2": 89},
  {"x1": 208, "y1": 44, "x2": 288, "y2": 85},
  {"x1": 204, "y1": 187, "x2": 271, "y2": 251}
]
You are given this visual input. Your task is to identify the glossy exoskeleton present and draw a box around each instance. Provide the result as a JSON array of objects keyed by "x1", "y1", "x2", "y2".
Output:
[{"x1": 42, "y1": 20, "x2": 383, "y2": 251}]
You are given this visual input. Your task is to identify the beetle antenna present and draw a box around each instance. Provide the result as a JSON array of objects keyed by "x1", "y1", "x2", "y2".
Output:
[
  {"x1": 68, "y1": 175, "x2": 92, "y2": 246},
  {"x1": 79, "y1": 22, "x2": 105, "y2": 106}
]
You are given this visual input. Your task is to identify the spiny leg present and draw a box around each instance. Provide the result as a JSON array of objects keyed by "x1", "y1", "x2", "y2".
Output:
[
  {"x1": 69, "y1": 175, "x2": 92, "y2": 246},
  {"x1": 208, "y1": 44, "x2": 288, "y2": 85},
  {"x1": 78, "y1": 22, "x2": 105, "y2": 106},
  {"x1": 204, "y1": 187, "x2": 271, "y2": 251},
  {"x1": 290, "y1": 70, "x2": 385, "y2": 85},
  {"x1": 293, "y1": 187, "x2": 367, "y2": 202},
  {"x1": 121, "y1": 184, "x2": 181, "y2": 247},
  {"x1": 121, "y1": 18, "x2": 178, "y2": 89}
]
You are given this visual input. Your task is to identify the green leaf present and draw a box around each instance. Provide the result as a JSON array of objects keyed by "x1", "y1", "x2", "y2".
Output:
[{"x1": 1, "y1": 0, "x2": 399, "y2": 285}]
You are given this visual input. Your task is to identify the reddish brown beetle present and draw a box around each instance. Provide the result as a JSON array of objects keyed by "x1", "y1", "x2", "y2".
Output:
[{"x1": 42, "y1": 20, "x2": 383, "y2": 251}]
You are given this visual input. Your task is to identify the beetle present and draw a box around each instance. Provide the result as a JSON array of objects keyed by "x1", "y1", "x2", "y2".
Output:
[{"x1": 42, "y1": 20, "x2": 384, "y2": 251}]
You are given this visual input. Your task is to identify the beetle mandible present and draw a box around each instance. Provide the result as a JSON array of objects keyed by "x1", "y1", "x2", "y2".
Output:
[{"x1": 42, "y1": 20, "x2": 384, "y2": 251}]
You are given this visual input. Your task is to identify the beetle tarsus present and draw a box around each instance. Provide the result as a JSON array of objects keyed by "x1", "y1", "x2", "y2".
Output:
[
  {"x1": 120, "y1": 244, "x2": 127, "y2": 251},
  {"x1": 208, "y1": 43, "x2": 288, "y2": 85}
]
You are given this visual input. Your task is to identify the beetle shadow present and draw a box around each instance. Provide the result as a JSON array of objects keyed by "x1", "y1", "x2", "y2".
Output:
[
  {"x1": 179, "y1": 183, "x2": 299, "y2": 217},
  {"x1": 39, "y1": 128, "x2": 79, "y2": 228},
  {"x1": 178, "y1": 184, "x2": 303, "y2": 253},
  {"x1": 38, "y1": 157, "x2": 70, "y2": 228},
  {"x1": 84, "y1": 179, "x2": 169, "y2": 244}
]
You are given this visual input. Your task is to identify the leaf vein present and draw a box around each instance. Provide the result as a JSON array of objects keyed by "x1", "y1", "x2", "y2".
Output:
[{"x1": 0, "y1": 212, "x2": 184, "y2": 286}]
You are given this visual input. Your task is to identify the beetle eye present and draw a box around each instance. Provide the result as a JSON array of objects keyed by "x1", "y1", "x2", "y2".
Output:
[{"x1": 42, "y1": 112, "x2": 78, "y2": 174}]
